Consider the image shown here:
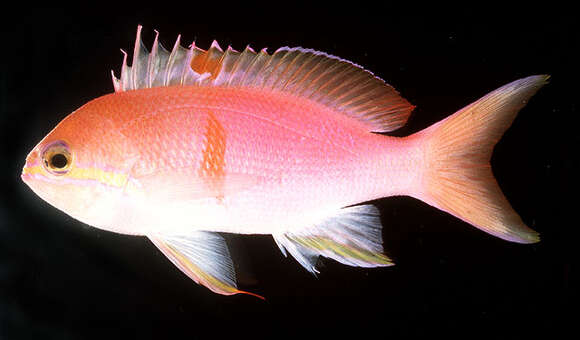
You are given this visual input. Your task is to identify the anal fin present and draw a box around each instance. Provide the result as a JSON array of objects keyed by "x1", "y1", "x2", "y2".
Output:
[
  {"x1": 273, "y1": 204, "x2": 393, "y2": 274},
  {"x1": 148, "y1": 232, "x2": 263, "y2": 299}
]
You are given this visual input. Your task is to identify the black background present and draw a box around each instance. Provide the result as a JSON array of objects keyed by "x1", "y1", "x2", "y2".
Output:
[{"x1": 1, "y1": 5, "x2": 577, "y2": 339}]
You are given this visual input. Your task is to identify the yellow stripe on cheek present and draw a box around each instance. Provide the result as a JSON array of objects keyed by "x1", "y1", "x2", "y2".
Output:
[
  {"x1": 23, "y1": 164, "x2": 128, "y2": 189},
  {"x1": 67, "y1": 167, "x2": 129, "y2": 188},
  {"x1": 22, "y1": 165, "x2": 44, "y2": 176}
]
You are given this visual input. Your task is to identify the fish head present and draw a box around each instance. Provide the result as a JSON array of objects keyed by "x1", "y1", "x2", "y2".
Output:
[{"x1": 21, "y1": 96, "x2": 137, "y2": 231}]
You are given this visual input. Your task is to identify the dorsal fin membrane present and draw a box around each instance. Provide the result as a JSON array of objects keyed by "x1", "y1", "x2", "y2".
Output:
[{"x1": 112, "y1": 26, "x2": 415, "y2": 132}]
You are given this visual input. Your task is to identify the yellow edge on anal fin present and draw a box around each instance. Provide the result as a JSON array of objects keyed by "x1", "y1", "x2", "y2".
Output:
[
  {"x1": 148, "y1": 234, "x2": 264, "y2": 299},
  {"x1": 170, "y1": 244, "x2": 264, "y2": 299}
]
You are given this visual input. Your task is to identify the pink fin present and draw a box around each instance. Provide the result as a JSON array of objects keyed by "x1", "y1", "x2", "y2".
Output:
[
  {"x1": 414, "y1": 75, "x2": 549, "y2": 243},
  {"x1": 112, "y1": 26, "x2": 414, "y2": 132}
]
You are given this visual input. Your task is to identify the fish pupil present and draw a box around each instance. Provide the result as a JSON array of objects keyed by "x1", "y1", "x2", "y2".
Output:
[{"x1": 50, "y1": 153, "x2": 68, "y2": 169}]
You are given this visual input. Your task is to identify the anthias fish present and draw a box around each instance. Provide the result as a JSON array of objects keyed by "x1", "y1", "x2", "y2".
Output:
[{"x1": 22, "y1": 26, "x2": 547, "y2": 297}]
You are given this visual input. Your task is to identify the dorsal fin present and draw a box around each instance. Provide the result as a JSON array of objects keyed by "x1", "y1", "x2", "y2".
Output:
[{"x1": 112, "y1": 26, "x2": 415, "y2": 132}]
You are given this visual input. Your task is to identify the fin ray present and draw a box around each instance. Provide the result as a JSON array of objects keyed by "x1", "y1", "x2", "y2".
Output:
[
  {"x1": 273, "y1": 204, "x2": 393, "y2": 273},
  {"x1": 148, "y1": 232, "x2": 263, "y2": 298},
  {"x1": 148, "y1": 232, "x2": 238, "y2": 295},
  {"x1": 415, "y1": 75, "x2": 548, "y2": 243},
  {"x1": 112, "y1": 26, "x2": 415, "y2": 132}
]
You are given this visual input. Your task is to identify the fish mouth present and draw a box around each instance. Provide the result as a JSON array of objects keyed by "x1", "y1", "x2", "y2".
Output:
[
  {"x1": 21, "y1": 163, "x2": 38, "y2": 188},
  {"x1": 20, "y1": 161, "x2": 53, "y2": 205},
  {"x1": 21, "y1": 148, "x2": 42, "y2": 185},
  {"x1": 21, "y1": 167, "x2": 29, "y2": 183},
  {"x1": 21, "y1": 161, "x2": 33, "y2": 184}
]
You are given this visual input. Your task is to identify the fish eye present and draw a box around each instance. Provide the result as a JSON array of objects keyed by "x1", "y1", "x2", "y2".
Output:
[
  {"x1": 42, "y1": 141, "x2": 72, "y2": 175},
  {"x1": 50, "y1": 153, "x2": 68, "y2": 169}
]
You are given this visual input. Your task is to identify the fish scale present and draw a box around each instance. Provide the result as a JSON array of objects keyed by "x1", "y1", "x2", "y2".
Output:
[
  {"x1": 83, "y1": 86, "x2": 421, "y2": 234},
  {"x1": 21, "y1": 26, "x2": 546, "y2": 297}
]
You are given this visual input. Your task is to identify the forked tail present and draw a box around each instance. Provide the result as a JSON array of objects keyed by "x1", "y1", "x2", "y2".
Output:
[{"x1": 414, "y1": 75, "x2": 549, "y2": 243}]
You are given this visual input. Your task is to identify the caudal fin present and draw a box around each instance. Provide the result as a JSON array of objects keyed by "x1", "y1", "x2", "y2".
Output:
[{"x1": 415, "y1": 75, "x2": 548, "y2": 243}]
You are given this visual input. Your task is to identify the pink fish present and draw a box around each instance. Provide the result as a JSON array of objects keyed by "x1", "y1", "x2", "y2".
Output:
[{"x1": 21, "y1": 26, "x2": 546, "y2": 297}]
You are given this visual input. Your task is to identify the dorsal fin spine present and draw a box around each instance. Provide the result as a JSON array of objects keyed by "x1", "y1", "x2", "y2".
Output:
[
  {"x1": 114, "y1": 26, "x2": 415, "y2": 133},
  {"x1": 111, "y1": 48, "x2": 128, "y2": 92},
  {"x1": 210, "y1": 40, "x2": 223, "y2": 52},
  {"x1": 165, "y1": 35, "x2": 181, "y2": 86},
  {"x1": 149, "y1": 29, "x2": 171, "y2": 88},
  {"x1": 226, "y1": 46, "x2": 254, "y2": 86},
  {"x1": 147, "y1": 30, "x2": 159, "y2": 88},
  {"x1": 224, "y1": 46, "x2": 245, "y2": 85},
  {"x1": 182, "y1": 42, "x2": 196, "y2": 85},
  {"x1": 231, "y1": 47, "x2": 253, "y2": 86},
  {"x1": 119, "y1": 49, "x2": 130, "y2": 91},
  {"x1": 254, "y1": 49, "x2": 279, "y2": 88},
  {"x1": 239, "y1": 49, "x2": 269, "y2": 87},
  {"x1": 130, "y1": 26, "x2": 141, "y2": 90},
  {"x1": 215, "y1": 46, "x2": 236, "y2": 85},
  {"x1": 131, "y1": 25, "x2": 147, "y2": 90},
  {"x1": 211, "y1": 43, "x2": 227, "y2": 82},
  {"x1": 202, "y1": 41, "x2": 224, "y2": 84}
]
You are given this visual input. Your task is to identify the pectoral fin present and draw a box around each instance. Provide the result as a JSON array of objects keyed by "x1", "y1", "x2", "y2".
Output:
[{"x1": 148, "y1": 232, "x2": 263, "y2": 299}]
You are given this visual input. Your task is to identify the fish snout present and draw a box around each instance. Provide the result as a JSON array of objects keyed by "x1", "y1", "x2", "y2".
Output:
[{"x1": 21, "y1": 149, "x2": 41, "y2": 184}]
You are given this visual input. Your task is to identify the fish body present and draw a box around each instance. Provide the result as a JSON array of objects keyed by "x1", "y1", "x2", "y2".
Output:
[
  {"x1": 39, "y1": 86, "x2": 420, "y2": 235},
  {"x1": 22, "y1": 26, "x2": 547, "y2": 296}
]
